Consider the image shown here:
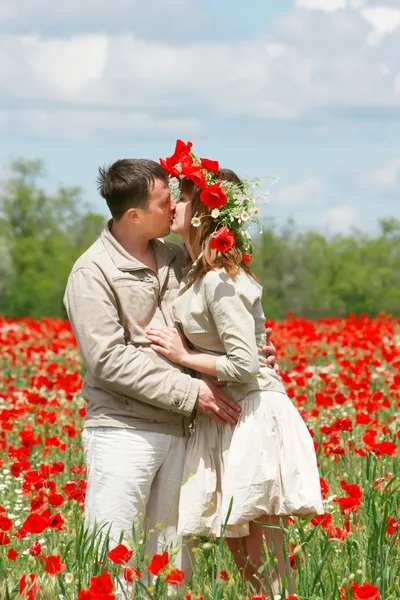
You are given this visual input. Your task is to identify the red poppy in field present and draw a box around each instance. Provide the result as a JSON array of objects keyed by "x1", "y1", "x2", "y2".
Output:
[
  {"x1": 351, "y1": 581, "x2": 380, "y2": 599},
  {"x1": 0, "y1": 515, "x2": 13, "y2": 531},
  {"x1": 29, "y1": 541, "x2": 42, "y2": 556},
  {"x1": 147, "y1": 551, "x2": 169, "y2": 575},
  {"x1": 48, "y1": 512, "x2": 65, "y2": 530},
  {"x1": 89, "y1": 570, "x2": 114, "y2": 594},
  {"x1": 19, "y1": 574, "x2": 41, "y2": 599},
  {"x1": 340, "y1": 481, "x2": 363, "y2": 499},
  {"x1": 23, "y1": 513, "x2": 48, "y2": 534},
  {"x1": 165, "y1": 568, "x2": 185, "y2": 584},
  {"x1": 0, "y1": 532, "x2": 11, "y2": 545},
  {"x1": 107, "y1": 543, "x2": 133, "y2": 564},
  {"x1": 185, "y1": 595, "x2": 204, "y2": 600},
  {"x1": 7, "y1": 548, "x2": 18, "y2": 560},
  {"x1": 41, "y1": 554, "x2": 66, "y2": 575},
  {"x1": 386, "y1": 517, "x2": 400, "y2": 535},
  {"x1": 123, "y1": 567, "x2": 142, "y2": 582},
  {"x1": 334, "y1": 495, "x2": 362, "y2": 515}
]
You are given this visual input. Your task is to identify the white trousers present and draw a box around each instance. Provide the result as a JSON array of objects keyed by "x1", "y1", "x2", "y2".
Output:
[{"x1": 82, "y1": 427, "x2": 192, "y2": 572}]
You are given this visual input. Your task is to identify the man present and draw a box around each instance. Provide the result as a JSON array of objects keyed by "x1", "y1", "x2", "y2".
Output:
[{"x1": 64, "y1": 158, "x2": 277, "y2": 573}]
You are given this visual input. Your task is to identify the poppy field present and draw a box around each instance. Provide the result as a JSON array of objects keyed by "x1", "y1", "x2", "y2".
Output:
[{"x1": 0, "y1": 314, "x2": 399, "y2": 600}]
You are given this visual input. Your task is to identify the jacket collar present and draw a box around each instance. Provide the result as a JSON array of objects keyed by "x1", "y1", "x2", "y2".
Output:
[{"x1": 101, "y1": 222, "x2": 177, "y2": 277}]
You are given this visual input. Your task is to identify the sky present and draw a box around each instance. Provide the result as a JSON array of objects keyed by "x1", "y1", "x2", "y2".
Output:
[{"x1": 1, "y1": 0, "x2": 400, "y2": 234}]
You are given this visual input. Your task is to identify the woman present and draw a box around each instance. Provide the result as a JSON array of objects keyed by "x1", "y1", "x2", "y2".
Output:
[{"x1": 146, "y1": 142, "x2": 324, "y2": 595}]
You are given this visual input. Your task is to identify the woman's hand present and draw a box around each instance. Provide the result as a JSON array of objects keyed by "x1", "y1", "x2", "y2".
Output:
[{"x1": 145, "y1": 327, "x2": 190, "y2": 365}]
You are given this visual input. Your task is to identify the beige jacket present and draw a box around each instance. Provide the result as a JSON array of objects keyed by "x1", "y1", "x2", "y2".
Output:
[
  {"x1": 173, "y1": 267, "x2": 286, "y2": 402},
  {"x1": 63, "y1": 226, "x2": 199, "y2": 436}
]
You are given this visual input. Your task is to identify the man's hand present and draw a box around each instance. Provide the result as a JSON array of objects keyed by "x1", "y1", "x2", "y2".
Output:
[
  {"x1": 196, "y1": 379, "x2": 241, "y2": 425},
  {"x1": 261, "y1": 327, "x2": 280, "y2": 374}
]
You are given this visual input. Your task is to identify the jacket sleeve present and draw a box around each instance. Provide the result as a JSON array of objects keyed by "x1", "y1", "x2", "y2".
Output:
[
  {"x1": 63, "y1": 266, "x2": 199, "y2": 416},
  {"x1": 203, "y1": 270, "x2": 260, "y2": 383}
]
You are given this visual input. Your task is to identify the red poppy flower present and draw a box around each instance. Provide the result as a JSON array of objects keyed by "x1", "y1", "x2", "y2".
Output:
[
  {"x1": 77, "y1": 591, "x2": 92, "y2": 600},
  {"x1": 168, "y1": 140, "x2": 193, "y2": 166},
  {"x1": 0, "y1": 516, "x2": 13, "y2": 531},
  {"x1": 386, "y1": 517, "x2": 400, "y2": 535},
  {"x1": 22, "y1": 513, "x2": 49, "y2": 534},
  {"x1": 7, "y1": 548, "x2": 18, "y2": 560},
  {"x1": 123, "y1": 567, "x2": 142, "y2": 582},
  {"x1": 29, "y1": 541, "x2": 42, "y2": 556},
  {"x1": 0, "y1": 532, "x2": 10, "y2": 545},
  {"x1": 182, "y1": 164, "x2": 207, "y2": 189},
  {"x1": 351, "y1": 581, "x2": 380, "y2": 599},
  {"x1": 41, "y1": 554, "x2": 66, "y2": 575},
  {"x1": 210, "y1": 227, "x2": 236, "y2": 253},
  {"x1": 107, "y1": 543, "x2": 133, "y2": 564},
  {"x1": 373, "y1": 441, "x2": 397, "y2": 456},
  {"x1": 200, "y1": 182, "x2": 227, "y2": 209},
  {"x1": 19, "y1": 574, "x2": 40, "y2": 599},
  {"x1": 160, "y1": 158, "x2": 181, "y2": 178},
  {"x1": 147, "y1": 551, "x2": 169, "y2": 575},
  {"x1": 200, "y1": 157, "x2": 219, "y2": 173},
  {"x1": 242, "y1": 253, "x2": 253, "y2": 264},
  {"x1": 48, "y1": 512, "x2": 65, "y2": 530},
  {"x1": 89, "y1": 570, "x2": 113, "y2": 594},
  {"x1": 165, "y1": 568, "x2": 185, "y2": 585},
  {"x1": 333, "y1": 495, "x2": 361, "y2": 514}
]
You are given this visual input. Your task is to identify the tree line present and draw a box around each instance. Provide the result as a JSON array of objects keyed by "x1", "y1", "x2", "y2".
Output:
[{"x1": 1, "y1": 159, "x2": 399, "y2": 320}]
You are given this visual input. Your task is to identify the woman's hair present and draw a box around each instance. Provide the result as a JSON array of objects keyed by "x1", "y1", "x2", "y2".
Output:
[{"x1": 181, "y1": 168, "x2": 255, "y2": 283}]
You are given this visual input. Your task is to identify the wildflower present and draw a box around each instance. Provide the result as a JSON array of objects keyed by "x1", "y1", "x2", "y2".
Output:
[
  {"x1": 191, "y1": 217, "x2": 201, "y2": 228},
  {"x1": 107, "y1": 543, "x2": 133, "y2": 564},
  {"x1": 165, "y1": 568, "x2": 185, "y2": 584},
  {"x1": 41, "y1": 554, "x2": 66, "y2": 575},
  {"x1": 123, "y1": 567, "x2": 142, "y2": 582},
  {"x1": 147, "y1": 551, "x2": 169, "y2": 575}
]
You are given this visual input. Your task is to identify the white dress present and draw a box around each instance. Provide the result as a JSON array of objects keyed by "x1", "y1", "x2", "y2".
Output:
[{"x1": 174, "y1": 267, "x2": 324, "y2": 538}]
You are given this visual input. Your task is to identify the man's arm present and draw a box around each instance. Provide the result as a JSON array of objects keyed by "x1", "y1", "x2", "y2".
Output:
[{"x1": 64, "y1": 266, "x2": 199, "y2": 417}]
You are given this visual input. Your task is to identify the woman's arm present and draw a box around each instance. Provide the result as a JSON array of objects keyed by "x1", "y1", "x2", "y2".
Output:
[
  {"x1": 145, "y1": 326, "x2": 219, "y2": 377},
  {"x1": 146, "y1": 270, "x2": 260, "y2": 384}
]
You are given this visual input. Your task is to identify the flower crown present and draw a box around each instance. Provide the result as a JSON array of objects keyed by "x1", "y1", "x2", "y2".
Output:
[{"x1": 160, "y1": 140, "x2": 268, "y2": 262}]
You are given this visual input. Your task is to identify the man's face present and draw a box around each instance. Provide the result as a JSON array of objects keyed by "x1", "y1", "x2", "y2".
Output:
[{"x1": 136, "y1": 178, "x2": 175, "y2": 239}]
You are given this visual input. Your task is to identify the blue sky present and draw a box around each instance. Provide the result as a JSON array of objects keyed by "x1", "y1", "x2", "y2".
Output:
[{"x1": 0, "y1": 0, "x2": 399, "y2": 234}]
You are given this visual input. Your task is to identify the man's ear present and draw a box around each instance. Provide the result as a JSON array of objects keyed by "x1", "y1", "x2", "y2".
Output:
[{"x1": 126, "y1": 207, "x2": 140, "y2": 223}]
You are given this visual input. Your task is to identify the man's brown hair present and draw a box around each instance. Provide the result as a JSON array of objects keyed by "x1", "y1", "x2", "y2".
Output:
[{"x1": 97, "y1": 158, "x2": 169, "y2": 220}]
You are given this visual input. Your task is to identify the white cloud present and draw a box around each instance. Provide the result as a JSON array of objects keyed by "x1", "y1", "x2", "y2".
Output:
[
  {"x1": 275, "y1": 178, "x2": 325, "y2": 206},
  {"x1": 0, "y1": 108, "x2": 201, "y2": 141},
  {"x1": 319, "y1": 205, "x2": 358, "y2": 233},
  {"x1": 295, "y1": 0, "x2": 347, "y2": 12},
  {"x1": 360, "y1": 158, "x2": 400, "y2": 192},
  {"x1": 361, "y1": 5, "x2": 400, "y2": 43},
  {"x1": 1, "y1": 2, "x2": 400, "y2": 140}
]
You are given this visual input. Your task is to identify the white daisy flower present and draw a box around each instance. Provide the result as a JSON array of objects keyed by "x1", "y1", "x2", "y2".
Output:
[
  {"x1": 241, "y1": 212, "x2": 250, "y2": 221},
  {"x1": 252, "y1": 207, "x2": 260, "y2": 216},
  {"x1": 232, "y1": 208, "x2": 241, "y2": 218},
  {"x1": 191, "y1": 217, "x2": 201, "y2": 228},
  {"x1": 64, "y1": 573, "x2": 74, "y2": 584},
  {"x1": 211, "y1": 209, "x2": 220, "y2": 218},
  {"x1": 211, "y1": 231, "x2": 219, "y2": 238}
]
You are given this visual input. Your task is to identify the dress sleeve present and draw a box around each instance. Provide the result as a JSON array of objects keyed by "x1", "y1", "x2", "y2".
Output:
[{"x1": 203, "y1": 270, "x2": 260, "y2": 383}]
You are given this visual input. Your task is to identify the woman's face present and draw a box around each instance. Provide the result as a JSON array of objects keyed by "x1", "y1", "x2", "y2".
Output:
[{"x1": 171, "y1": 190, "x2": 193, "y2": 238}]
